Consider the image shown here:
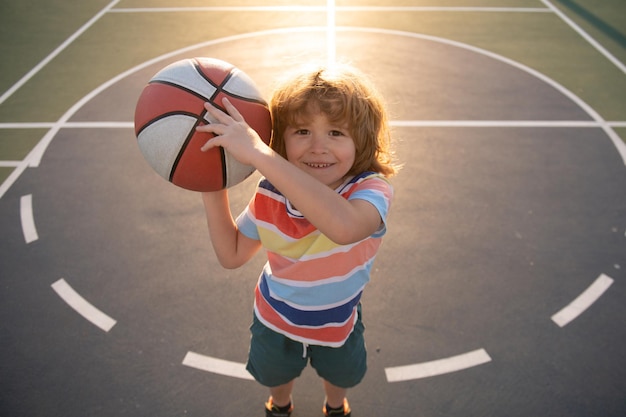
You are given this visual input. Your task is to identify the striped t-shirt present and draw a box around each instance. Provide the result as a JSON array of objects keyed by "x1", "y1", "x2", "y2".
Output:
[{"x1": 236, "y1": 171, "x2": 393, "y2": 347}]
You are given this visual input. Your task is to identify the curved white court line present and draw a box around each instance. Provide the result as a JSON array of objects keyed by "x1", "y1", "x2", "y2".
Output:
[
  {"x1": 385, "y1": 349, "x2": 492, "y2": 382},
  {"x1": 20, "y1": 194, "x2": 38, "y2": 244},
  {"x1": 340, "y1": 27, "x2": 626, "y2": 166},
  {"x1": 21, "y1": 27, "x2": 330, "y2": 171},
  {"x1": 0, "y1": 25, "x2": 624, "y2": 200},
  {"x1": 16, "y1": 25, "x2": 626, "y2": 169},
  {"x1": 182, "y1": 351, "x2": 254, "y2": 381},
  {"x1": 551, "y1": 274, "x2": 614, "y2": 327},
  {"x1": 51, "y1": 278, "x2": 117, "y2": 332}
]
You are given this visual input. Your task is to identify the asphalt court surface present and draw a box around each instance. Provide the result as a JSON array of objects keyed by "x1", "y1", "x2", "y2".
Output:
[{"x1": 1, "y1": 1, "x2": 626, "y2": 416}]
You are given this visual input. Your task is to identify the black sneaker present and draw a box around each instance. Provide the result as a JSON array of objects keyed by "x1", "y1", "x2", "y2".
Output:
[
  {"x1": 265, "y1": 397, "x2": 293, "y2": 417},
  {"x1": 323, "y1": 398, "x2": 351, "y2": 416}
]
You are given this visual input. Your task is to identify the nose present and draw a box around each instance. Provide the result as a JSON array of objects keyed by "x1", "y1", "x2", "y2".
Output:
[{"x1": 309, "y1": 133, "x2": 329, "y2": 153}]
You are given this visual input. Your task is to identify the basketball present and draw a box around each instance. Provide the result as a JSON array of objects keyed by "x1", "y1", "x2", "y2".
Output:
[{"x1": 134, "y1": 57, "x2": 271, "y2": 191}]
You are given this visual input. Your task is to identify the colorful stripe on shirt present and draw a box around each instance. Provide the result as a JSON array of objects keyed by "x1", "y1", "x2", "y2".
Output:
[{"x1": 237, "y1": 172, "x2": 393, "y2": 347}]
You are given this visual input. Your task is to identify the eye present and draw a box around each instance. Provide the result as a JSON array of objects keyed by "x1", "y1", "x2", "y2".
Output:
[
  {"x1": 294, "y1": 129, "x2": 309, "y2": 135},
  {"x1": 329, "y1": 130, "x2": 346, "y2": 137}
]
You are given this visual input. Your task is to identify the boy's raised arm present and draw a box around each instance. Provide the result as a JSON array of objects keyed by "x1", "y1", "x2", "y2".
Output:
[
  {"x1": 250, "y1": 150, "x2": 382, "y2": 245},
  {"x1": 199, "y1": 100, "x2": 382, "y2": 245}
]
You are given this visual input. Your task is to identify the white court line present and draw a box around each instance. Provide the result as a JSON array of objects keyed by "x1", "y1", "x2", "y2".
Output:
[
  {"x1": 110, "y1": 7, "x2": 550, "y2": 13},
  {"x1": 0, "y1": 117, "x2": 624, "y2": 197},
  {"x1": 182, "y1": 351, "x2": 254, "y2": 380},
  {"x1": 0, "y1": 161, "x2": 21, "y2": 167},
  {"x1": 20, "y1": 194, "x2": 38, "y2": 244},
  {"x1": 2, "y1": 120, "x2": 626, "y2": 130},
  {"x1": 51, "y1": 279, "x2": 117, "y2": 332},
  {"x1": 0, "y1": 122, "x2": 133, "y2": 129},
  {"x1": 390, "y1": 120, "x2": 626, "y2": 128},
  {"x1": 0, "y1": 0, "x2": 121, "y2": 106},
  {"x1": 541, "y1": 0, "x2": 626, "y2": 74},
  {"x1": 111, "y1": 6, "x2": 330, "y2": 12},
  {"x1": 335, "y1": 7, "x2": 550, "y2": 13},
  {"x1": 551, "y1": 274, "x2": 614, "y2": 327},
  {"x1": 0, "y1": 123, "x2": 57, "y2": 129},
  {"x1": 385, "y1": 349, "x2": 492, "y2": 382}
]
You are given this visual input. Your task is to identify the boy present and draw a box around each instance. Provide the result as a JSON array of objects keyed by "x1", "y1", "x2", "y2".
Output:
[{"x1": 198, "y1": 64, "x2": 397, "y2": 416}]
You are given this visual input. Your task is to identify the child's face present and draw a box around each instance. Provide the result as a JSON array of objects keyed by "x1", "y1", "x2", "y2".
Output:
[{"x1": 283, "y1": 111, "x2": 356, "y2": 189}]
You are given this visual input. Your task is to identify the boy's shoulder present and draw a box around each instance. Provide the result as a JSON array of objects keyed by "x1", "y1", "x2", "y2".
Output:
[
  {"x1": 340, "y1": 171, "x2": 392, "y2": 192},
  {"x1": 348, "y1": 171, "x2": 386, "y2": 184}
]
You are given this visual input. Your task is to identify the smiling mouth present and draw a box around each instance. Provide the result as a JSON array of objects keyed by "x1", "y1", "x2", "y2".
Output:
[{"x1": 305, "y1": 162, "x2": 333, "y2": 168}]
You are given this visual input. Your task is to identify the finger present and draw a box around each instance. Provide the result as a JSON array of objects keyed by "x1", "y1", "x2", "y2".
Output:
[
  {"x1": 204, "y1": 102, "x2": 233, "y2": 124},
  {"x1": 200, "y1": 136, "x2": 221, "y2": 152},
  {"x1": 195, "y1": 123, "x2": 224, "y2": 135},
  {"x1": 221, "y1": 97, "x2": 245, "y2": 122}
]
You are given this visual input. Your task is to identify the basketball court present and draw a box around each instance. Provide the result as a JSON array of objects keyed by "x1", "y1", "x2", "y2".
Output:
[{"x1": 1, "y1": 1, "x2": 625, "y2": 416}]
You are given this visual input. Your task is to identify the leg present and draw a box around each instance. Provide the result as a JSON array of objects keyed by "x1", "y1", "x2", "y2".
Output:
[
  {"x1": 270, "y1": 379, "x2": 295, "y2": 408},
  {"x1": 323, "y1": 379, "x2": 347, "y2": 409}
]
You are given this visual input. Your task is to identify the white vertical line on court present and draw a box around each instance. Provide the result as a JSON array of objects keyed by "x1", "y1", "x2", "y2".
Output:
[
  {"x1": 182, "y1": 351, "x2": 254, "y2": 380},
  {"x1": 385, "y1": 349, "x2": 492, "y2": 382},
  {"x1": 541, "y1": 0, "x2": 626, "y2": 74},
  {"x1": 51, "y1": 278, "x2": 117, "y2": 332},
  {"x1": 20, "y1": 194, "x2": 38, "y2": 244},
  {"x1": 327, "y1": 0, "x2": 336, "y2": 69},
  {"x1": 551, "y1": 274, "x2": 614, "y2": 327},
  {"x1": 0, "y1": 0, "x2": 121, "y2": 106}
]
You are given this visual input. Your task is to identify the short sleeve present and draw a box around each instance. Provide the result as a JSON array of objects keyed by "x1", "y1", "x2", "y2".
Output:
[
  {"x1": 235, "y1": 203, "x2": 260, "y2": 241},
  {"x1": 347, "y1": 176, "x2": 393, "y2": 237}
]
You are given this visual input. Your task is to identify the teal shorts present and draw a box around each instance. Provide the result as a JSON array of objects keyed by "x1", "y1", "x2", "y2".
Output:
[{"x1": 246, "y1": 305, "x2": 367, "y2": 388}]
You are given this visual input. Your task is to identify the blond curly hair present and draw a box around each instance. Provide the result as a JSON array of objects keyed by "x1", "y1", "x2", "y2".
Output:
[{"x1": 269, "y1": 64, "x2": 398, "y2": 178}]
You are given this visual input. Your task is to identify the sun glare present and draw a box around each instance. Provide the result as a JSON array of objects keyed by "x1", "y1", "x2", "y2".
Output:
[{"x1": 327, "y1": 0, "x2": 337, "y2": 70}]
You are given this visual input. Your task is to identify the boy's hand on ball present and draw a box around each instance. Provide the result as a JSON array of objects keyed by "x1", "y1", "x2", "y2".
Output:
[{"x1": 198, "y1": 98, "x2": 268, "y2": 166}]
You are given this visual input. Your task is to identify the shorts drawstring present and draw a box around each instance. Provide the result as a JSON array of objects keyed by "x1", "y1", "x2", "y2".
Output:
[{"x1": 302, "y1": 343, "x2": 308, "y2": 358}]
